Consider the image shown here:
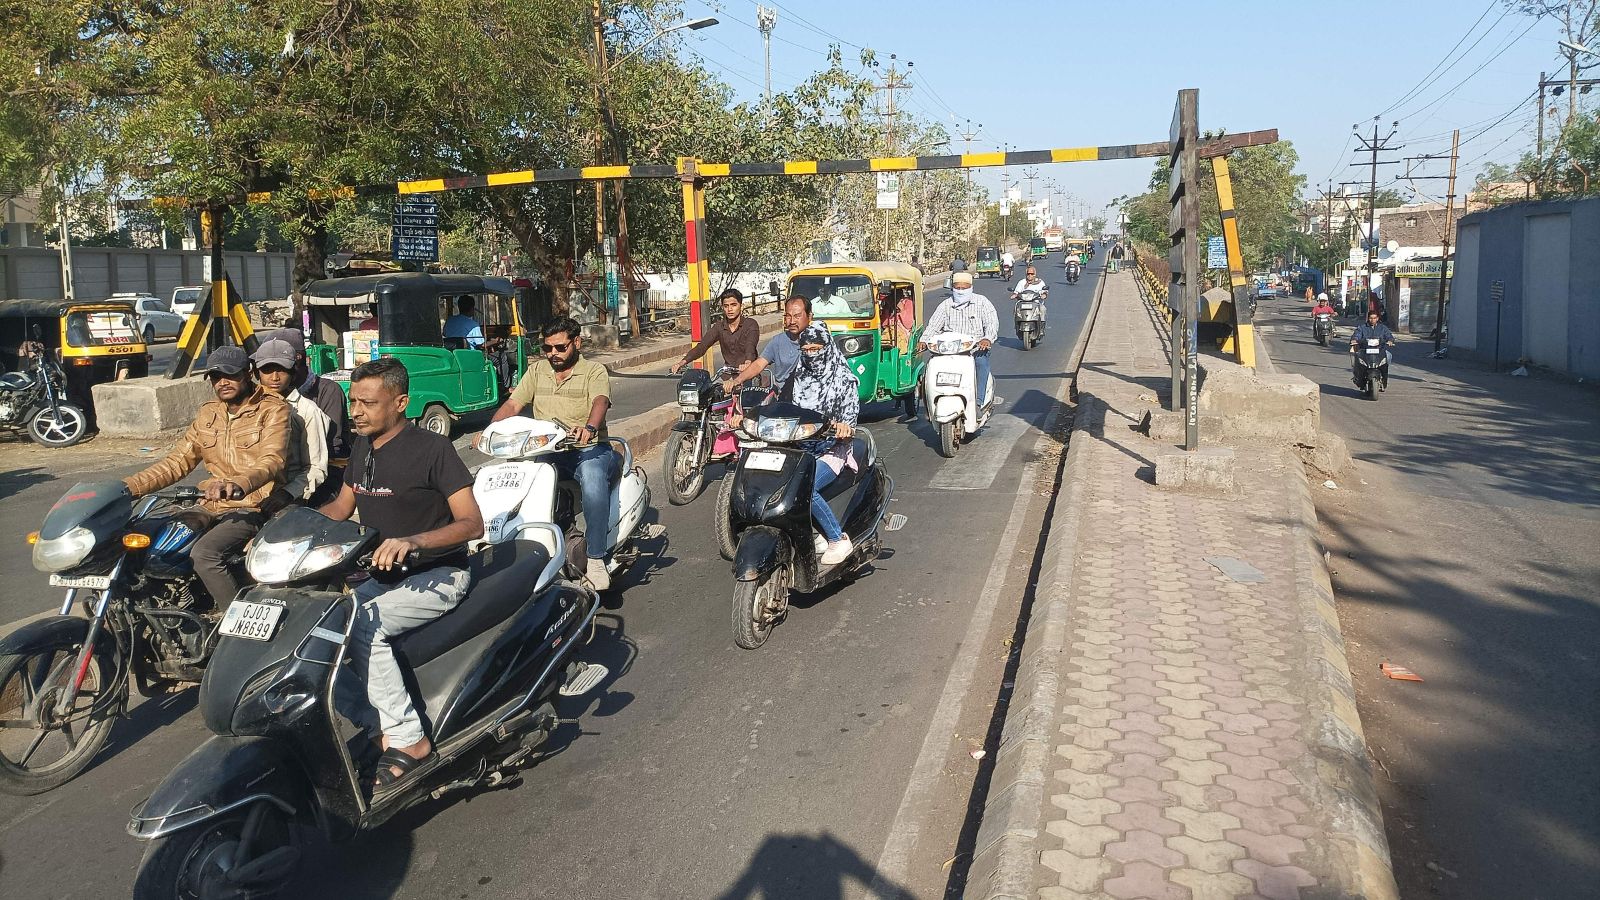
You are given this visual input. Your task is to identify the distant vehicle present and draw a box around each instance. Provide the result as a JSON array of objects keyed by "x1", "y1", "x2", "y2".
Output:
[
  {"x1": 169, "y1": 285, "x2": 205, "y2": 317},
  {"x1": 1042, "y1": 228, "x2": 1064, "y2": 252},
  {"x1": 112, "y1": 292, "x2": 185, "y2": 343},
  {"x1": 1028, "y1": 237, "x2": 1048, "y2": 259},
  {"x1": 1255, "y1": 282, "x2": 1277, "y2": 300}
]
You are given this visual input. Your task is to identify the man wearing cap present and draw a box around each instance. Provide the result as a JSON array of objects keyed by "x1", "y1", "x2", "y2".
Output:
[
  {"x1": 124, "y1": 346, "x2": 290, "y2": 607},
  {"x1": 253, "y1": 338, "x2": 331, "y2": 515},
  {"x1": 920, "y1": 271, "x2": 1001, "y2": 408},
  {"x1": 267, "y1": 328, "x2": 351, "y2": 490}
]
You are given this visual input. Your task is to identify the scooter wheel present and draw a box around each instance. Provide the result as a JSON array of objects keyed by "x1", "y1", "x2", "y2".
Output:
[
  {"x1": 938, "y1": 420, "x2": 960, "y2": 458},
  {"x1": 714, "y1": 474, "x2": 737, "y2": 561},
  {"x1": 732, "y1": 569, "x2": 786, "y2": 650},
  {"x1": 132, "y1": 801, "x2": 299, "y2": 900}
]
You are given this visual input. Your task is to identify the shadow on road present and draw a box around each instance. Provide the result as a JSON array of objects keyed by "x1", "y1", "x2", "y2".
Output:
[
  {"x1": 0, "y1": 465, "x2": 54, "y2": 502},
  {"x1": 713, "y1": 831, "x2": 915, "y2": 900}
]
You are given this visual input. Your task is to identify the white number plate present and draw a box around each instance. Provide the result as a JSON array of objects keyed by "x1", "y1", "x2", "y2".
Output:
[
  {"x1": 49, "y1": 574, "x2": 111, "y2": 590},
  {"x1": 745, "y1": 450, "x2": 786, "y2": 472},
  {"x1": 1365, "y1": 347, "x2": 1381, "y2": 354},
  {"x1": 219, "y1": 601, "x2": 285, "y2": 642},
  {"x1": 936, "y1": 372, "x2": 962, "y2": 387},
  {"x1": 482, "y1": 470, "x2": 524, "y2": 491}
]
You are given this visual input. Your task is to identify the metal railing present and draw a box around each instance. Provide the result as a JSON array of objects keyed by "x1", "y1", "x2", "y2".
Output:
[{"x1": 637, "y1": 282, "x2": 787, "y2": 335}]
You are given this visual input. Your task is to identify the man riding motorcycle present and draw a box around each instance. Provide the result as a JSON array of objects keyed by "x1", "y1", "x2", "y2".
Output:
[
  {"x1": 1012, "y1": 266, "x2": 1050, "y2": 317},
  {"x1": 123, "y1": 345, "x2": 290, "y2": 608},
  {"x1": 921, "y1": 272, "x2": 1000, "y2": 408},
  {"x1": 1349, "y1": 311, "x2": 1397, "y2": 388}
]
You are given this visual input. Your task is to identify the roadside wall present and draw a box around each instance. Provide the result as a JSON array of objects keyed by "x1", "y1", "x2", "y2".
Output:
[
  {"x1": 1450, "y1": 195, "x2": 1600, "y2": 378},
  {"x1": 0, "y1": 246, "x2": 295, "y2": 303}
]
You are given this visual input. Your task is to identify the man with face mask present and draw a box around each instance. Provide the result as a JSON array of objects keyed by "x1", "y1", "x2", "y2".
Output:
[
  {"x1": 476, "y1": 317, "x2": 619, "y2": 590},
  {"x1": 920, "y1": 272, "x2": 1001, "y2": 408}
]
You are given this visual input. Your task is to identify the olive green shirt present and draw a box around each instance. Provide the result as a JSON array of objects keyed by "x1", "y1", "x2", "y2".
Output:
[{"x1": 508, "y1": 357, "x2": 611, "y2": 438}]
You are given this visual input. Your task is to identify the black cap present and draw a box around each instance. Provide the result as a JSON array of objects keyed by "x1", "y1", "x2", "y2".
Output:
[{"x1": 202, "y1": 345, "x2": 249, "y2": 376}]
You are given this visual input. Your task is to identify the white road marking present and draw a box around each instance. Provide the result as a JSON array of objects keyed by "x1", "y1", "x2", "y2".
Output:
[{"x1": 927, "y1": 414, "x2": 1035, "y2": 490}]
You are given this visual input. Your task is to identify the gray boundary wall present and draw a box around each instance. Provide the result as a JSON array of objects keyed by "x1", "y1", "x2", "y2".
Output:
[{"x1": 0, "y1": 247, "x2": 294, "y2": 303}]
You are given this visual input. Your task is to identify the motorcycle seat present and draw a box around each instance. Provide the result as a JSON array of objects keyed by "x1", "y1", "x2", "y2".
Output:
[
  {"x1": 818, "y1": 434, "x2": 874, "y2": 501},
  {"x1": 0, "y1": 371, "x2": 34, "y2": 390},
  {"x1": 395, "y1": 539, "x2": 552, "y2": 667}
]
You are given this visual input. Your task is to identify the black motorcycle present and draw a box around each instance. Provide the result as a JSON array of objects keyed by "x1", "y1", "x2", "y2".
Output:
[
  {"x1": 1313, "y1": 313, "x2": 1333, "y2": 346},
  {"x1": 127, "y1": 507, "x2": 605, "y2": 896},
  {"x1": 1000, "y1": 262, "x2": 1014, "y2": 281},
  {"x1": 725, "y1": 403, "x2": 902, "y2": 649},
  {"x1": 0, "y1": 481, "x2": 223, "y2": 793},
  {"x1": 1352, "y1": 337, "x2": 1391, "y2": 401},
  {"x1": 1065, "y1": 259, "x2": 1081, "y2": 285},
  {"x1": 0, "y1": 338, "x2": 88, "y2": 447},
  {"x1": 662, "y1": 366, "x2": 769, "y2": 508}
]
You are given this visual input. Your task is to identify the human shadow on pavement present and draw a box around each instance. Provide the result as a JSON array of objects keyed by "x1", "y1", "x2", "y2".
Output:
[
  {"x1": 713, "y1": 831, "x2": 915, "y2": 900},
  {"x1": 0, "y1": 466, "x2": 53, "y2": 502}
]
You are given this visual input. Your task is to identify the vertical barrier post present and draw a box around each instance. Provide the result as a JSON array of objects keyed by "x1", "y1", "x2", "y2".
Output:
[
  {"x1": 679, "y1": 158, "x2": 710, "y2": 369},
  {"x1": 1211, "y1": 155, "x2": 1256, "y2": 368},
  {"x1": 1166, "y1": 90, "x2": 1202, "y2": 453}
]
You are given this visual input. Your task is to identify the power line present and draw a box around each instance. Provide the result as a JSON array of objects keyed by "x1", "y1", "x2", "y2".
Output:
[
  {"x1": 1392, "y1": 18, "x2": 1540, "y2": 123},
  {"x1": 1378, "y1": 0, "x2": 1504, "y2": 117},
  {"x1": 764, "y1": 0, "x2": 867, "y2": 51}
]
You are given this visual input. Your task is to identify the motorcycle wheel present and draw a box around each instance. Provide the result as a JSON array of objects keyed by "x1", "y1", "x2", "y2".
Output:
[
  {"x1": 732, "y1": 568, "x2": 787, "y2": 650},
  {"x1": 1316, "y1": 331, "x2": 1327, "y2": 346},
  {"x1": 938, "y1": 420, "x2": 960, "y2": 459},
  {"x1": 132, "y1": 801, "x2": 299, "y2": 900},
  {"x1": 1366, "y1": 377, "x2": 1379, "y2": 401},
  {"x1": 714, "y1": 473, "x2": 737, "y2": 561},
  {"x1": 0, "y1": 641, "x2": 119, "y2": 794},
  {"x1": 28, "y1": 404, "x2": 87, "y2": 448},
  {"x1": 661, "y1": 429, "x2": 707, "y2": 505}
]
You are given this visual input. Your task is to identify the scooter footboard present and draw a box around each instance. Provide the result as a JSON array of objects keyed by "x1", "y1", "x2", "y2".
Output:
[{"x1": 128, "y1": 735, "x2": 309, "y2": 841}]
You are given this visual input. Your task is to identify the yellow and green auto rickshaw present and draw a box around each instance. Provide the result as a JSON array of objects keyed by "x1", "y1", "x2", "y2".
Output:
[
  {"x1": 974, "y1": 246, "x2": 1001, "y2": 279},
  {"x1": 786, "y1": 262, "x2": 925, "y2": 416},
  {"x1": 0, "y1": 298, "x2": 149, "y2": 423},
  {"x1": 1028, "y1": 237, "x2": 1048, "y2": 260},
  {"x1": 300, "y1": 272, "x2": 535, "y2": 435}
]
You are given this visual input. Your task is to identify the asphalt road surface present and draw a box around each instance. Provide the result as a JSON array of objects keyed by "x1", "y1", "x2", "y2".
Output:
[
  {"x1": 0, "y1": 260, "x2": 1100, "y2": 899},
  {"x1": 1257, "y1": 297, "x2": 1600, "y2": 899}
]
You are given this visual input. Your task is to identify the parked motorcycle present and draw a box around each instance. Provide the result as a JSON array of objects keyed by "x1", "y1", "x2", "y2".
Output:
[
  {"x1": 1313, "y1": 313, "x2": 1333, "y2": 346},
  {"x1": 1352, "y1": 337, "x2": 1390, "y2": 400},
  {"x1": 127, "y1": 506, "x2": 607, "y2": 895},
  {"x1": 0, "y1": 482, "x2": 223, "y2": 794},
  {"x1": 922, "y1": 332, "x2": 995, "y2": 458},
  {"x1": 724, "y1": 403, "x2": 901, "y2": 649},
  {"x1": 0, "y1": 338, "x2": 89, "y2": 447},
  {"x1": 1014, "y1": 289, "x2": 1046, "y2": 351},
  {"x1": 1065, "y1": 259, "x2": 1081, "y2": 285},
  {"x1": 474, "y1": 417, "x2": 659, "y2": 586}
]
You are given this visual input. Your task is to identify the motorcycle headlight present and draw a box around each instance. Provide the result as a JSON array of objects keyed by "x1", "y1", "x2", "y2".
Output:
[
  {"x1": 756, "y1": 417, "x2": 799, "y2": 442},
  {"x1": 247, "y1": 535, "x2": 365, "y2": 584},
  {"x1": 32, "y1": 525, "x2": 97, "y2": 573},
  {"x1": 678, "y1": 389, "x2": 703, "y2": 406}
]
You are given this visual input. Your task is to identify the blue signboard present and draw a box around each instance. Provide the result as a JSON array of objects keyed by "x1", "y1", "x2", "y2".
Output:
[{"x1": 392, "y1": 196, "x2": 440, "y2": 262}]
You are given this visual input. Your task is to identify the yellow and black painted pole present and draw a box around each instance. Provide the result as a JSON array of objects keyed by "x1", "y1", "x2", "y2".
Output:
[
  {"x1": 1210, "y1": 156, "x2": 1256, "y2": 368},
  {"x1": 168, "y1": 204, "x2": 257, "y2": 379},
  {"x1": 679, "y1": 158, "x2": 711, "y2": 367}
]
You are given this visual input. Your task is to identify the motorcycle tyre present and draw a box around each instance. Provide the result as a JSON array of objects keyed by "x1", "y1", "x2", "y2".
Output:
[
  {"x1": 715, "y1": 474, "x2": 737, "y2": 561},
  {"x1": 1316, "y1": 329, "x2": 1328, "y2": 346},
  {"x1": 938, "y1": 420, "x2": 960, "y2": 459},
  {"x1": 732, "y1": 569, "x2": 785, "y2": 650},
  {"x1": 132, "y1": 802, "x2": 298, "y2": 900},
  {"x1": 1366, "y1": 377, "x2": 1379, "y2": 401},
  {"x1": 28, "y1": 404, "x2": 87, "y2": 448},
  {"x1": 0, "y1": 642, "x2": 118, "y2": 794},
  {"x1": 661, "y1": 429, "x2": 707, "y2": 506}
]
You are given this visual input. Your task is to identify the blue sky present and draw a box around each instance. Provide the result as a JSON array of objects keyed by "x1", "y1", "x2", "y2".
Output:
[{"x1": 675, "y1": 0, "x2": 1585, "y2": 217}]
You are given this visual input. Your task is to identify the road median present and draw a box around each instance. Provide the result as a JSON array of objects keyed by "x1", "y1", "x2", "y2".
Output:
[{"x1": 966, "y1": 270, "x2": 1397, "y2": 900}]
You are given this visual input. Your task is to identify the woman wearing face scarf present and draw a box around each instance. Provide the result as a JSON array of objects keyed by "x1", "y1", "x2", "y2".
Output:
[{"x1": 784, "y1": 324, "x2": 861, "y2": 566}]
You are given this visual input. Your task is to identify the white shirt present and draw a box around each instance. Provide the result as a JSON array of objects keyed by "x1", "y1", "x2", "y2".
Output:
[
  {"x1": 282, "y1": 389, "x2": 331, "y2": 500},
  {"x1": 1000, "y1": 251, "x2": 1015, "y2": 266},
  {"x1": 1013, "y1": 277, "x2": 1048, "y2": 296}
]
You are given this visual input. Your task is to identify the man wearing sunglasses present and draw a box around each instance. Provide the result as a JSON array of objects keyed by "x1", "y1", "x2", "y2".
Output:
[
  {"x1": 476, "y1": 317, "x2": 620, "y2": 590},
  {"x1": 123, "y1": 345, "x2": 291, "y2": 607}
]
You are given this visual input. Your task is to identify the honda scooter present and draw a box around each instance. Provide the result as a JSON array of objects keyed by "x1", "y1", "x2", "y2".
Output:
[
  {"x1": 1065, "y1": 258, "x2": 1081, "y2": 285},
  {"x1": 473, "y1": 417, "x2": 658, "y2": 586},
  {"x1": 1352, "y1": 337, "x2": 1390, "y2": 400},
  {"x1": 1014, "y1": 288, "x2": 1046, "y2": 351},
  {"x1": 725, "y1": 403, "x2": 901, "y2": 649},
  {"x1": 127, "y1": 507, "x2": 608, "y2": 896},
  {"x1": 922, "y1": 332, "x2": 994, "y2": 458},
  {"x1": 1313, "y1": 312, "x2": 1333, "y2": 346}
]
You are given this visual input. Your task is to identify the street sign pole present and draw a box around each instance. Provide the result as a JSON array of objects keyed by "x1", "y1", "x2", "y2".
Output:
[{"x1": 1167, "y1": 89, "x2": 1201, "y2": 450}]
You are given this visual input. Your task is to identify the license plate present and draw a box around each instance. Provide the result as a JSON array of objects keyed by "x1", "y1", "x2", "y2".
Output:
[
  {"x1": 219, "y1": 601, "x2": 285, "y2": 642},
  {"x1": 49, "y1": 573, "x2": 111, "y2": 590},
  {"x1": 482, "y1": 470, "x2": 524, "y2": 491},
  {"x1": 1365, "y1": 347, "x2": 1381, "y2": 354},
  {"x1": 745, "y1": 450, "x2": 786, "y2": 472},
  {"x1": 936, "y1": 372, "x2": 962, "y2": 387}
]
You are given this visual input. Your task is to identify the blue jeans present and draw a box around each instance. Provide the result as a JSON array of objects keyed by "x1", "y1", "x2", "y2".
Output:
[
  {"x1": 551, "y1": 443, "x2": 621, "y2": 560},
  {"x1": 974, "y1": 350, "x2": 992, "y2": 406},
  {"x1": 811, "y1": 457, "x2": 845, "y2": 543}
]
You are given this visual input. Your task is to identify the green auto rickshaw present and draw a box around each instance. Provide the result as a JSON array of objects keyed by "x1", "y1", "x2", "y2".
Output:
[
  {"x1": 975, "y1": 246, "x2": 1001, "y2": 279},
  {"x1": 786, "y1": 261, "x2": 925, "y2": 417},
  {"x1": 301, "y1": 272, "x2": 535, "y2": 435},
  {"x1": 1028, "y1": 237, "x2": 1048, "y2": 260}
]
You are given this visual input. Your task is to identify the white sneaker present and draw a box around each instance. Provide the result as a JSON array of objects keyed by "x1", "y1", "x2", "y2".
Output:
[
  {"x1": 585, "y1": 558, "x2": 611, "y2": 591},
  {"x1": 813, "y1": 533, "x2": 828, "y2": 554},
  {"x1": 820, "y1": 536, "x2": 854, "y2": 566}
]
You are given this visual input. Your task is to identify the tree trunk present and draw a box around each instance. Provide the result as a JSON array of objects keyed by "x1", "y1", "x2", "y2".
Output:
[
  {"x1": 487, "y1": 193, "x2": 571, "y2": 318},
  {"x1": 289, "y1": 201, "x2": 330, "y2": 327}
]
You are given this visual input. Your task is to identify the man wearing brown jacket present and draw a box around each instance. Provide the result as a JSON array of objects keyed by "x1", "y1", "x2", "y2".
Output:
[{"x1": 124, "y1": 345, "x2": 291, "y2": 606}]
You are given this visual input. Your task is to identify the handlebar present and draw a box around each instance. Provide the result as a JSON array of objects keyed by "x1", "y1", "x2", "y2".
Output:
[{"x1": 356, "y1": 549, "x2": 421, "y2": 572}]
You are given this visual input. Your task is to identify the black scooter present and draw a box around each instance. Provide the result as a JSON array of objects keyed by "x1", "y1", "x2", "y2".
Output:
[
  {"x1": 1065, "y1": 259, "x2": 1081, "y2": 285},
  {"x1": 127, "y1": 508, "x2": 606, "y2": 896},
  {"x1": 1000, "y1": 262, "x2": 1014, "y2": 281},
  {"x1": 725, "y1": 403, "x2": 902, "y2": 649}
]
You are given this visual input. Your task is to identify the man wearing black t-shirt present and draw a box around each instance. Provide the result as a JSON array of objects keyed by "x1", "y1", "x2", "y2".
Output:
[{"x1": 319, "y1": 357, "x2": 484, "y2": 794}]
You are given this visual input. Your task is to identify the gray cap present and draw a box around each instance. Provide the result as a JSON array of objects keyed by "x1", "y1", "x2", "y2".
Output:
[
  {"x1": 202, "y1": 345, "x2": 249, "y2": 376},
  {"x1": 251, "y1": 339, "x2": 298, "y2": 369}
]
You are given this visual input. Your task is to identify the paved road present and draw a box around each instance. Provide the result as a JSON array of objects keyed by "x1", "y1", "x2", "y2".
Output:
[
  {"x1": 0, "y1": 261, "x2": 1100, "y2": 898},
  {"x1": 1257, "y1": 297, "x2": 1600, "y2": 899}
]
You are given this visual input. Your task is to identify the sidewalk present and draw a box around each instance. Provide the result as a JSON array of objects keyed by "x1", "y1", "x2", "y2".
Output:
[{"x1": 968, "y1": 272, "x2": 1396, "y2": 899}]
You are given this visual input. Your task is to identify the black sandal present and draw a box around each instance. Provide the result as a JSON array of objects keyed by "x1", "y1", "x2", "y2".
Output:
[{"x1": 372, "y1": 747, "x2": 434, "y2": 795}]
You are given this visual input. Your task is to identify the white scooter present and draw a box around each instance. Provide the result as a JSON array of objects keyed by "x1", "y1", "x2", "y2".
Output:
[
  {"x1": 921, "y1": 331, "x2": 995, "y2": 459},
  {"x1": 473, "y1": 417, "x2": 660, "y2": 586}
]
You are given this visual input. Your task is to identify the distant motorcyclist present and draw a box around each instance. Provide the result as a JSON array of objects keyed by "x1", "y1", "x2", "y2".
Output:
[
  {"x1": 1013, "y1": 266, "x2": 1050, "y2": 316},
  {"x1": 1312, "y1": 293, "x2": 1336, "y2": 319},
  {"x1": 922, "y1": 272, "x2": 1000, "y2": 408},
  {"x1": 1349, "y1": 311, "x2": 1396, "y2": 384}
]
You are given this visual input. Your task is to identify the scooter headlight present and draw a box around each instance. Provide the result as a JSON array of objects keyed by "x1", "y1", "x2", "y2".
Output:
[
  {"x1": 247, "y1": 534, "x2": 365, "y2": 584},
  {"x1": 32, "y1": 525, "x2": 97, "y2": 573},
  {"x1": 756, "y1": 417, "x2": 800, "y2": 442}
]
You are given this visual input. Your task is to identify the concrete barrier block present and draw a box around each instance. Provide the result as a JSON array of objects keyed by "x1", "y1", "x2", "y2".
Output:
[
  {"x1": 1154, "y1": 445, "x2": 1236, "y2": 491},
  {"x1": 91, "y1": 375, "x2": 212, "y2": 437},
  {"x1": 580, "y1": 323, "x2": 620, "y2": 350}
]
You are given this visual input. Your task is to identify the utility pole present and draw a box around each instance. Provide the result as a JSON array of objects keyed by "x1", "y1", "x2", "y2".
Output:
[
  {"x1": 1537, "y1": 70, "x2": 1548, "y2": 166},
  {"x1": 872, "y1": 55, "x2": 913, "y2": 255},
  {"x1": 1432, "y1": 130, "x2": 1460, "y2": 353},
  {"x1": 591, "y1": 0, "x2": 609, "y2": 324},
  {"x1": 1350, "y1": 118, "x2": 1401, "y2": 316},
  {"x1": 756, "y1": 5, "x2": 777, "y2": 107},
  {"x1": 959, "y1": 120, "x2": 981, "y2": 184}
]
